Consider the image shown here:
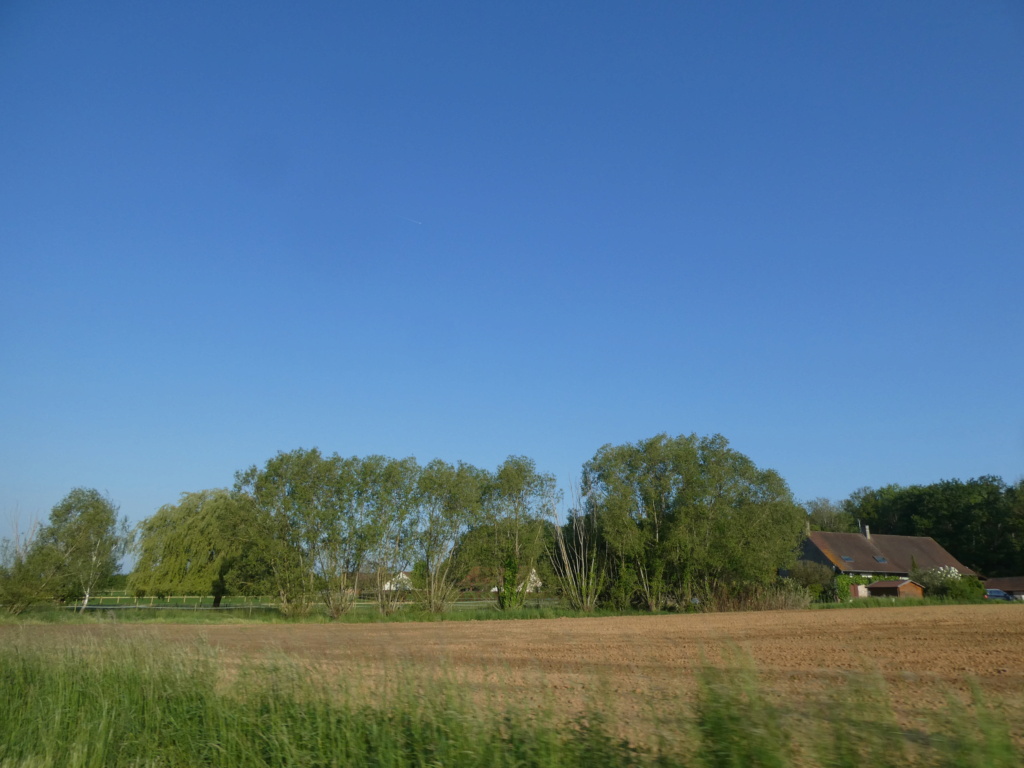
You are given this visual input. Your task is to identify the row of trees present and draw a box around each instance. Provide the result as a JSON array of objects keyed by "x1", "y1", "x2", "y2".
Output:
[
  {"x1": 131, "y1": 451, "x2": 558, "y2": 616},
  {"x1": 3, "y1": 434, "x2": 809, "y2": 615},
  {"x1": 127, "y1": 435, "x2": 807, "y2": 615},
  {"x1": 803, "y1": 476, "x2": 1024, "y2": 577},
  {"x1": 7, "y1": 434, "x2": 1017, "y2": 615}
]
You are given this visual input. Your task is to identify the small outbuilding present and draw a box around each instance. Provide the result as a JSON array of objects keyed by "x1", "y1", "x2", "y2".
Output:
[{"x1": 866, "y1": 579, "x2": 925, "y2": 599}]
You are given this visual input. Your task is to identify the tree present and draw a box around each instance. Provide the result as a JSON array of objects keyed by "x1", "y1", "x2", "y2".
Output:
[
  {"x1": 413, "y1": 459, "x2": 484, "y2": 613},
  {"x1": 842, "y1": 485, "x2": 907, "y2": 534},
  {"x1": 549, "y1": 481, "x2": 606, "y2": 612},
  {"x1": 360, "y1": 455, "x2": 420, "y2": 615},
  {"x1": 235, "y1": 448, "x2": 370, "y2": 618},
  {"x1": 584, "y1": 434, "x2": 805, "y2": 610},
  {"x1": 1005, "y1": 479, "x2": 1024, "y2": 576},
  {"x1": 0, "y1": 520, "x2": 63, "y2": 614},
  {"x1": 36, "y1": 488, "x2": 129, "y2": 611},
  {"x1": 803, "y1": 498, "x2": 857, "y2": 533},
  {"x1": 129, "y1": 489, "x2": 269, "y2": 606},
  {"x1": 845, "y1": 476, "x2": 1024, "y2": 577},
  {"x1": 477, "y1": 456, "x2": 558, "y2": 610}
]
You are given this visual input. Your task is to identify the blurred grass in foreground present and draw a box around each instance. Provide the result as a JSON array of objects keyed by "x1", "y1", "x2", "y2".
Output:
[{"x1": 0, "y1": 641, "x2": 1019, "y2": 767}]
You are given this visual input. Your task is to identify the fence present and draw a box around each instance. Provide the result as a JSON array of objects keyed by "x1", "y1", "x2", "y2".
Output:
[{"x1": 65, "y1": 591, "x2": 514, "y2": 613}]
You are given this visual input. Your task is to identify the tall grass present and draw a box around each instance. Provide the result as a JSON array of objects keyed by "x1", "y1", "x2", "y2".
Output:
[
  {"x1": 0, "y1": 641, "x2": 650, "y2": 768},
  {"x1": 0, "y1": 641, "x2": 1019, "y2": 767}
]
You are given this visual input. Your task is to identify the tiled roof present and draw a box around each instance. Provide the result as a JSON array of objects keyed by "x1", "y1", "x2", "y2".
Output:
[
  {"x1": 985, "y1": 576, "x2": 1024, "y2": 592},
  {"x1": 806, "y1": 531, "x2": 975, "y2": 576}
]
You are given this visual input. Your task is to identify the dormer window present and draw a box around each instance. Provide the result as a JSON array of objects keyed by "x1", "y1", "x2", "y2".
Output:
[
  {"x1": 840, "y1": 556, "x2": 854, "y2": 562},
  {"x1": 873, "y1": 556, "x2": 888, "y2": 563}
]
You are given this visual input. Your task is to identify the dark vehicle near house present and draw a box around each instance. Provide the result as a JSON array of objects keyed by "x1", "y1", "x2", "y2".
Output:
[{"x1": 984, "y1": 588, "x2": 1013, "y2": 601}]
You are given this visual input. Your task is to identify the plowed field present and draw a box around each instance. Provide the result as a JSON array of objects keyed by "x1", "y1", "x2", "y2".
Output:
[{"x1": 5, "y1": 605, "x2": 1023, "y2": 746}]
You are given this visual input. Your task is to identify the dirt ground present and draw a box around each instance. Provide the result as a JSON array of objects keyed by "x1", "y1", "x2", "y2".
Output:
[{"x1": 4, "y1": 604, "x2": 1023, "y2": 745}]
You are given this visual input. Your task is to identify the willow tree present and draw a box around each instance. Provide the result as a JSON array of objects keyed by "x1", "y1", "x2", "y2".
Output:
[
  {"x1": 235, "y1": 448, "x2": 369, "y2": 618},
  {"x1": 584, "y1": 433, "x2": 804, "y2": 610},
  {"x1": 129, "y1": 489, "x2": 262, "y2": 606},
  {"x1": 414, "y1": 459, "x2": 484, "y2": 613},
  {"x1": 360, "y1": 455, "x2": 420, "y2": 615},
  {"x1": 478, "y1": 456, "x2": 558, "y2": 610}
]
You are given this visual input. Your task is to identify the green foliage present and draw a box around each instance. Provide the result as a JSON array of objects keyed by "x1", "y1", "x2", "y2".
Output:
[
  {"x1": 584, "y1": 433, "x2": 805, "y2": 611},
  {"x1": 606, "y1": 561, "x2": 640, "y2": 610},
  {"x1": 106, "y1": 572, "x2": 128, "y2": 590},
  {"x1": 475, "y1": 455, "x2": 559, "y2": 610},
  {"x1": 415, "y1": 458, "x2": 485, "y2": 612},
  {"x1": 803, "y1": 497, "x2": 858, "y2": 533},
  {"x1": 360, "y1": 455, "x2": 420, "y2": 616},
  {"x1": 788, "y1": 560, "x2": 835, "y2": 601},
  {"x1": 130, "y1": 489, "x2": 268, "y2": 605},
  {"x1": 933, "y1": 682, "x2": 1021, "y2": 768},
  {"x1": 696, "y1": 654, "x2": 790, "y2": 767},
  {"x1": 3, "y1": 641, "x2": 1017, "y2": 767},
  {"x1": 3, "y1": 489, "x2": 129, "y2": 614},
  {"x1": 0, "y1": 525, "x2": 60, "y2": 614},
  {"x1": 845, "y1": 476, "x2": 1024, "y2": 577},
  {"x1": 0, "y1": 642, "x2": 663, "y2": 767},
  {"x1": 911, "y1": 565, "x2": 984, "y2": 600},
  {"x1": 235, "y1": 448, "x2": 390, "y2": 617},
  {"x1": 831, "y1": 573, "x2": 877, "y2": 602},
  {"x1": 39, "y1": 489, "x2": 129, "y2": 609},
  {"x1": 946, "y1": 575, "x2": 984, "y2": 600},
  {"x1": 549, "y1": 489, "x2": 606, "y2": 612},
  {"x1": 820, "y1": 670, "x2": 907, "y2": 768}
]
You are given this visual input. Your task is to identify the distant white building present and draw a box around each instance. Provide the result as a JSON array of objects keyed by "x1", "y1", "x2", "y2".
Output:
[
  {"x1": 489, "y1": 568, "x2": 542, "y2": 594},
  {"x1": 382, "y1": 572, "x2": 413, "y2": 592}
]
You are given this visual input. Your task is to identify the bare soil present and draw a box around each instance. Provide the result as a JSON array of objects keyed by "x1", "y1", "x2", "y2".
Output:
[{"x1": 4, "y1": 605, "x2": 1022, "y2": 745}]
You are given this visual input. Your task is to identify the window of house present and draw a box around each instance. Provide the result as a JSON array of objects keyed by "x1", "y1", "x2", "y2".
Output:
[
  {"x1": 873, "y1": 556, "x2": 888, "y2": 563},
  {"x1": 840, "y1": 556, "x2": 854, "y2": 562}
]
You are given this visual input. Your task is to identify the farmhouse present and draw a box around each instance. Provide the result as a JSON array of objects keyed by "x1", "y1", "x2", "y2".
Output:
[
  {"x1": 800, "y1": 528, "x2": 975, "y2": 579},
  {"x1": 461, "y1": 566, "x2": 543, "y2": 594},
  {"x1": 382, "y1": 572, "x2": 413, "y2": 592}
]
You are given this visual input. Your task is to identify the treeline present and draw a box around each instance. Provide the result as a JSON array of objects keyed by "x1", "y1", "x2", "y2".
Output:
[
  {"x1": 5, "y1": 434, "x2": 1020, "y2": 616},
  {"x1": 128, "y1": 434, "x2": 807, "y2": 616},
  {"x1": 134, "y1": 451, "x2": 559, "y2": 616},
  {"x1": 1, "y1": 433, "x2": 811, "y2": 615},
  {"x1": 803, "y1": 476, "x2": 1024, "y2": 577}
]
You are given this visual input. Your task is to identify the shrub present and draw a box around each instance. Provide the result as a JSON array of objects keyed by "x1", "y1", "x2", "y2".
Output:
[
  {"x1": 914, "y1": 566, "x2": 982, "y2": 599},
  {"x1": 789, "y1": 561, "x2": 835, "y2": 601}
]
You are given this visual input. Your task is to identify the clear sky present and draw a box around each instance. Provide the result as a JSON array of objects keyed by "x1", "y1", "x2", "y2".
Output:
[{"x1": 2, "y1": 1, "x2": 1023, "y2": 528}]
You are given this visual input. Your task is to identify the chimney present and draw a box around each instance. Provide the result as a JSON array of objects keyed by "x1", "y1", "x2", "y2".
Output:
[{"x1": 864, "y1": 525, "x2": 871, "y2": 540}]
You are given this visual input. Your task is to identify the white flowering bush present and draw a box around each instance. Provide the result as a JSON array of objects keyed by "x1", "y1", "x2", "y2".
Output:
[{"x1": 914, "y1": 565, "x2": 982, "y2": 599}]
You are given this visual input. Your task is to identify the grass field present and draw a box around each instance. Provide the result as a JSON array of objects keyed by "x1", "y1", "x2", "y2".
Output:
[{"x1": 2, "y1": 605, "x2": 1022, "y2": 766}]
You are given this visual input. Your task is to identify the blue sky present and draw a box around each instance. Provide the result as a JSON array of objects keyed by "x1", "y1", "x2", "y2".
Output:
[{"x1": 2, "y1": 1, "x2": 1023, "y2": 528}]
